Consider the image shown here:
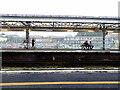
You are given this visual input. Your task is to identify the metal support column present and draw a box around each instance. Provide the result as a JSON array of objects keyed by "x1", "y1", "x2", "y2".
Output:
[
  {"x1": 118, "y1": 32, "x2": 120, "y2": 51},
  {"x1": 102, "y1": 30, "x2": 106, "y2": 50},
  {"x1": 20, "y1": 21, "x2": 30, "y2": 49},
  {"x1": 26, "y1": 25, "x2": 30, "y2": 49},
  {"x1": 118, "y1": 26, "x2": 120, "y2": 50},
  {"x1": 117, "y1": 24, "x2": 120, "y2": 50},
  {"x1": 100, "y1": 24, "x2": 107, "y2": 50}
]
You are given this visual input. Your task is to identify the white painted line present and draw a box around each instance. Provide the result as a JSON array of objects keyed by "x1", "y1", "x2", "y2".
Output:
[
  {"x1": 0, "y1": 70, "x2": 119, "y2": 73},
  {"x1": 1, "y1": 50, "x2": 120, "y2": 53}
]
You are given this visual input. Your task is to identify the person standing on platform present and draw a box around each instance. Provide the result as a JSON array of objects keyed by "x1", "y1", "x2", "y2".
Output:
[
  {"x1": 32, "y1": 38, "x2": 35, "y2": 49},
  {"x1": 23, "y1": 40, "x2": 26, "y2": 49}
]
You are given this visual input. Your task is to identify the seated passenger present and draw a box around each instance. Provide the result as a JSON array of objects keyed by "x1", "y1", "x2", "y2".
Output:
[
  {"x1": 84, "y1": 41, "x2": 89, "y2": 49},
  {"x1": 88, "y1": 41, "x2": 94, "y2": 49}
]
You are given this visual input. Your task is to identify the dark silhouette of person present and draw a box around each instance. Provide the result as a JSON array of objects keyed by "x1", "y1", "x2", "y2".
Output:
[{"x1": 32, "y1": 38, "x2": 35, "y2": 48}]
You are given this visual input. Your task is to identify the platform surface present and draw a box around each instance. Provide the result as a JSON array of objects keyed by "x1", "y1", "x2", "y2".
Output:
[{"x1": 0, "y1": 49, "x2": 120, "y2": 53}]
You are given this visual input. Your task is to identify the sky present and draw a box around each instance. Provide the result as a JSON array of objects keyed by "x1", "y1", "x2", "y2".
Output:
[
  {"x1": 0, "y1": 0, "x2": 119, "y2": 16},
  {"x1": 0, "y1": 0, "x2": 119, "y2": 36}
]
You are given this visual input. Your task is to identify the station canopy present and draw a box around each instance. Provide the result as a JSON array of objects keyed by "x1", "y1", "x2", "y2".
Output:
[{"x1": 0, "y1": 14, "x2": 120, "y2": 33}]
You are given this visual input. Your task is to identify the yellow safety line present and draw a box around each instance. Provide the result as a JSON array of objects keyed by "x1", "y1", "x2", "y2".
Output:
[{"x1": 0, "y1": 81, "x2": 120, "y2": 86}]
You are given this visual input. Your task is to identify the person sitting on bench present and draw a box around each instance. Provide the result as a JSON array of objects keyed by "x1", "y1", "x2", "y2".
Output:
[{"x1": 84, "y1": 41, "x2": 89, "y2": 49}]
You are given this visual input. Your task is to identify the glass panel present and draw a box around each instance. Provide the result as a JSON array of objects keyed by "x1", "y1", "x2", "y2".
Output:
[{"x1": 0, "y1": 31, "x2": 119, "y2": 50}]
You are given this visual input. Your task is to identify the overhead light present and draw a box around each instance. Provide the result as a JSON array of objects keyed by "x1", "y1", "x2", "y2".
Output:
[
  {"x1": 24, "y1": 29, "x2": 26, "y2": 32},
  {"x1": 67, "y1": 30, "x2": 73, "y2": 32},
  {"x1": 88, "y1": 30, "x2": 94, "y2": 32},
  {"x1": 0, "y1": 29, "x2": 8, "y2": 31},
  {"x1": 46, "y1": 30, "x2": 52, "y2": 32},
  {"x1": 107, "y1": 31, "x2": 113, "y2": 33},
  {"x1": 29, "y1": 29, "x2": 32, "y2": 32}
]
